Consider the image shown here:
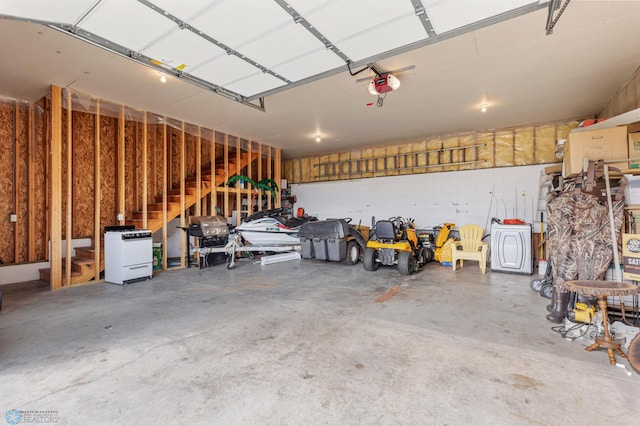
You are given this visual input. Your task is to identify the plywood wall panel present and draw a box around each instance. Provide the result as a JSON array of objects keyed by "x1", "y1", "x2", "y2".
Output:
[
  {"x1": 72, "y1": 111, "x2": 95, "y2": 237},
  {"x1": 61, "y1": 106, "x2": 69, "y2": 238},
  {"x1": 100, "y1": 115, "x2": 117, "y2": 232},
  {"x1": 124, "y1": 119, "x2": 137, "y2": 217},
  {"x1": 33, "y1": 102, "x2": 47, "y2": 260},
  {"x1": 0, "y1": 102, "x2": 16, "y2": 263},
  {"x1": 151, "y1": 123, "x2": 161, "y2": 203},
  {"x1": 16, "y1": 104, "x2": 29, "y2": 263},
  {"x1": 185, "y1": 127, "x2": 196, "y2": 178},
  {"x1": 201, "y1": 131, "x2": 212, "y2": 169},
  {"x1": 170, "y1": 128, "x2": 181, "y2": 189}
]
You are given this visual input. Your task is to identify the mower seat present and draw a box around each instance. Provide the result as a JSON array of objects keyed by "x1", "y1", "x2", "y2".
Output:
[{"x1": 375, "y1": 220, "x2": 397, "y2": 241}]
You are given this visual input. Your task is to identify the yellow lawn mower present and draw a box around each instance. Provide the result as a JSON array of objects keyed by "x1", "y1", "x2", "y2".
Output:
[{"x1": 363, "y1": 217, "x2": 432, "y2": 275}]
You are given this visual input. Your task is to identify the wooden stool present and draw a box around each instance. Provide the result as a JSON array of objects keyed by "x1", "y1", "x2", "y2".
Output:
[{"x1": 564, "y1": 280, "x2": 640, "y2": 365}]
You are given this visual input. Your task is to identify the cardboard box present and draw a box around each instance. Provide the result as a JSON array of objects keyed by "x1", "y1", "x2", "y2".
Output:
[
  {"x1": 563, "y1": 126, "x2": 628, "y2": 176},
  {"x1": 628, "y1": 132, "x2": 640, "y2": 168},
  {"x1": 625, "y1": 176, "x2": 640, "y2": 204},
  {"x1": 622, "y1": 233, "x2": 640, "y2": 281}
]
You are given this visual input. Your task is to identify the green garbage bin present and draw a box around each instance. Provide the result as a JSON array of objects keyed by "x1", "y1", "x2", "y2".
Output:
[{"x1": 153, "y1": 243, "x2": 162, "y2": 271}]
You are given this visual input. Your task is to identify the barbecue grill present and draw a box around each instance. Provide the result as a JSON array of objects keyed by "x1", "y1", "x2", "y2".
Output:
[{"x1": 184, "y1": 215, "x2": 231, "y2": 268}]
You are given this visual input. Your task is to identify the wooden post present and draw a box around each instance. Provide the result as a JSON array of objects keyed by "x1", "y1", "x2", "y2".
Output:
[
  {"x1": 248, "y1": 141, "x2": 253, "y2": 217},
  {"x1": 28, "y1": 103, "x2": 36, "y2": 261},
  {"x1": 180, "y1": 121, "x2": 186, "y2": 268},
  {"x1": 235, "y1": 137, "x2": 241, "y2": 226},
  {"x1": 142, "y1": 112, "x2": 148, "y2": 229},
  {"x1": 94, "y1": 98, "x2": 101, "y2": 282},
  {"x1": 196, "y1": 126, "x2": 201, "y2": 216},
  {"x1": 275, "y1": 148, "x2": 282, "y2": 208},
  {"x1": 214, "y1": 129, "x2": 218, "y2": 216},
  {"x1": 257, "y1": 143, "x2": 263, "y2": 212},
  {"x1": 50, "y1": 85, "x2": 63, "y2": 290},
  {"x1": 117, "y1": 105, "x2": 125, "y2": 225},
  {"x1": 162, "y1": 119, "x2": 167, "y2": 270},
  {"x1": 13, "y1": 101, "x2": 19, "y2": 263},
  {"x1": 224, "y1": 133, "x2": 229, "y2": 221},
  {"x1": 65, "y1": 91, "x2": 72, "y2": 286},
  {"x1": 267, "y1": 146, "x2": 272, "y2": 210}
]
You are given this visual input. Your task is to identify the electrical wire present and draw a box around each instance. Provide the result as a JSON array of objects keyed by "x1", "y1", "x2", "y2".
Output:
[{"x1": 551, "y1": 310, "x2": 596, "y2": 341}]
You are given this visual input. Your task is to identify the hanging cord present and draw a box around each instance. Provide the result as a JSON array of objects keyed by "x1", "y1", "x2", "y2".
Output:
[{"x1": 377, "y1": 93, "x2": 387, "y2": 107}]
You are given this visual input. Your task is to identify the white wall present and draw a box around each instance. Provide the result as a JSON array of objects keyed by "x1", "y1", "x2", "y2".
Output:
[{"x1": 292, "y1": 164, "x2": 549, "y2": 232}]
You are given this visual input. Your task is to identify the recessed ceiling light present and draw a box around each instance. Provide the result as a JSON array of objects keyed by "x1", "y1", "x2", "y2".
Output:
[{"x1": 160, "y1": 74, "x2": 167, "y2": 83}]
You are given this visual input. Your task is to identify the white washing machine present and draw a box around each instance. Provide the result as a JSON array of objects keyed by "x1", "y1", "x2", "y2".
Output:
[{"x1": 490, "y1": 223, "x2": 532, "y2": 275}]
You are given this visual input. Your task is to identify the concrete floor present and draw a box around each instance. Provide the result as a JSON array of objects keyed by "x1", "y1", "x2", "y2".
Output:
[{"x1": 1, "y1": 258, "x2": 639, "y2": 425}]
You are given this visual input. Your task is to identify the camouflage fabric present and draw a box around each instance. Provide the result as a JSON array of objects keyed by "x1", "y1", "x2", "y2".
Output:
[{"x1": 546, "y1": 184, "x2": 624, "y2": 292}]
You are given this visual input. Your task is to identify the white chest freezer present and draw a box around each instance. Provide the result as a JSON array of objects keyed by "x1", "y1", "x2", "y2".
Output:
[{"x1": 490, "y1": 223, "x2": 532, "y2": 275}]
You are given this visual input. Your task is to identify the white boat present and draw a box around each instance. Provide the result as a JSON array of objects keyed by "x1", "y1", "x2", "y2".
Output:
[{"x1": 235, "y1": 217, "x2": 303, "y2": 246}]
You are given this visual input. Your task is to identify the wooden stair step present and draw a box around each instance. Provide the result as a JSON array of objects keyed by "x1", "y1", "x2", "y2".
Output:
[
  {"x1": 168, "y1": 188, "x2": 196, "y2": 196},
  {"x1": 74, "y1": 246, "x2": 104, "y2": 260},
  {"x1": 132, "y1": 211, "x2": 164, "y2": 220},
  {"x1": 68, "y1": 256, "x2": 95, "y2": 273},
  {"x1": 39, "y1": 267, "x2": 82, "y2": 283},
  {"x1": 147, "y1": 202, "x2": 180, "y2": 211}
]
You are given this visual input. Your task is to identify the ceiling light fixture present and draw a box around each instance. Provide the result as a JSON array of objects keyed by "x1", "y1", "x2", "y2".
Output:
[
  {"x1": 480, "y1": 103, "x2": 487, "y2": 112},
  {"x1": 315, "y1": 135, "x2": 321, "y2": 143},
  {"x1": 160, "y1": 73, "x2": 167, "y2": 83}
]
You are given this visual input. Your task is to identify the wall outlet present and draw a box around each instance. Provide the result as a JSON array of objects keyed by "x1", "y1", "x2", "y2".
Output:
[
  {"x1": 117, "y1": 213, "x2": 124, "y2": 221},
  {"x1": 10, "y1": 214, "x2": 17, "y2": 223}
]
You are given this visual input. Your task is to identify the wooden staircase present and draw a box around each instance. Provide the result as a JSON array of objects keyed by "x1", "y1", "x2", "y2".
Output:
[
  {"x1": 39, "y1": 240, "x2": 104, "y2": 285},
  {"x1": 39, "y1": 152, "x2": 258, "y2": 286}
]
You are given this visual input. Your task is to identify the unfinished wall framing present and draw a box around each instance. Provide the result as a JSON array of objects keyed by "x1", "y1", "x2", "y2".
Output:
[
  {"x1": 282, "y1": 120, "x2": 579, "y2": 184},
  {"x1": 0, "y1": 87, "x2": 281, "y2": 289},
  {"x1": 0, "y1": 98, "x2": 47, "y2": 266}
]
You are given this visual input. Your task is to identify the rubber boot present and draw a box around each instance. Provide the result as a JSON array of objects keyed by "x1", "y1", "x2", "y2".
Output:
[
  {"x1": 546, "y1": 291, "x2": 569, "y2": 323},
  {"x1": 546, "y1": 286, "x2": 556, "y2": 312}
]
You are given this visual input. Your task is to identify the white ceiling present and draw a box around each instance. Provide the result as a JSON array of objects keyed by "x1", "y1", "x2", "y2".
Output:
[{"x1": 1, "y1": 0, "x2": 640, "y2": 159}]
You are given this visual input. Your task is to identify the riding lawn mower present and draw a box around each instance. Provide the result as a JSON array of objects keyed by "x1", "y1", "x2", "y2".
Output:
[{"x1": 363, "y1": 217, "x2": 433, "y2": 275}]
